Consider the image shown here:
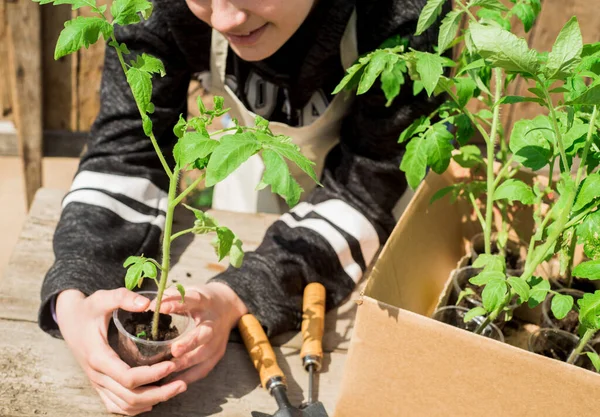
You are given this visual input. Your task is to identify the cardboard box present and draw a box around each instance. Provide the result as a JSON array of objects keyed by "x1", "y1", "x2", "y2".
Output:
[{"x1": 334, "y1": 166, "x2": 600, "y2": 417}]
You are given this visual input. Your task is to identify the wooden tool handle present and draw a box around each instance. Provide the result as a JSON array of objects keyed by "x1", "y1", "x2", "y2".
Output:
[
  {"x1": 300, "y1": 282, "x2": 326, "y2": 361},
  {"x1": 238, "y1": 314, "x2": 285, "y2": 390}
]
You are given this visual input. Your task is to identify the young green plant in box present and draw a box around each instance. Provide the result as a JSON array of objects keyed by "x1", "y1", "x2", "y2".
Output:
[
  {"x1": 336, "y1": 0, "x2": 600, "y2": 366},
  {"x1": 36, "y1": 0, "x2": 318, "y2": 365}
]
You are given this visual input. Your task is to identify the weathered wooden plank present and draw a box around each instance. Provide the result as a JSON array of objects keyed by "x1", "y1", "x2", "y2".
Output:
[
  {"x1": 72, "y1": 0, "x2": 111, "y2": 131},
  {"x1": 0, "y1": 0, "x2": 12, "y2": 121},
  {"x1": 0, "y1": 189, "x2": 359, "y2": 352},
  {"x1": 6, "y1": 0, "x2": 43, "y2": 207},
  {"x1": 41, "y1": 4, "x2": 73, "y2": 131},
  {"x1": 0, "y1": 319, "x2": 346, "y2": 417},
  {"x1": 0, "y1": 128, "x2": 87, "y2": 157}
]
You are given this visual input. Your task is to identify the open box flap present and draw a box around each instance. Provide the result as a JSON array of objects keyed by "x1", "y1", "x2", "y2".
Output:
[{"x1": 335, "y1": 296, "x2": 600, "y2": 417}]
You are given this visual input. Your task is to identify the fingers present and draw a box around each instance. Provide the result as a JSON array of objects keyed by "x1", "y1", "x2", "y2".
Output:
[
  {"x1": 91, "y1": 288, "x2": 150, "y2": 314},
  {"x1": 171, "y1": 322, "x2": 214, "y2": 358},
  {"x1": 158, "y1": 288, "x2": 203, "y2": 315},
  {"x1": 98, "y1": 372, "x2": 187, "y2": 411},
  {"x1": 97, "y1": 387, "x2": 152, "y2": 416},
  {"x1": 170, "y1": 345, "x2": 226, "y2": 385},
  {"x1": 89, "y1": 343, "x2": 177, "y2": 389}
]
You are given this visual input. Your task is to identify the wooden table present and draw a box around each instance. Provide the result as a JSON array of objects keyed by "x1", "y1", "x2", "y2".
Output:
[{"x1": 0, "y1": 189, "x2": 360, "y2": 416}]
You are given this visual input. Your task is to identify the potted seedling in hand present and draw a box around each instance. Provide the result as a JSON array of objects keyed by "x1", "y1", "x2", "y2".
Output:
[{"x1": 36, "y1": 0, "x2": 319, "y2": 366}]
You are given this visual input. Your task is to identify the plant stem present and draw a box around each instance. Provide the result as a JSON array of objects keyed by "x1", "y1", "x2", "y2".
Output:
[
  {"x1": 455, "y1": 0, "x2": 478, "y2": 22},
  {"x1": 540, "y1": 83, "x2": 569, "y2": 172},
  {"x1": 151, "y1": 168, "x2": 180, "y2": 340},
  {"x1": 567, "y1": 328, "x2": 596, "y2": 365},
  {"x1": 443, "y1": 88, "x2": 492, "y2": 144},
  {"x1": 576, "y1": 106, "x2": 599, "y2": 186},
  {"x1": 564, "y1": 231, "x2": 577, "y2": 288},
  {"x1": 548, "y1": 155, "x2": 556, "y2": 190},
  {"x1": 170, "y1": 227, "x2": 195, "y2": 242},
  {"x1": 469, "y1": 191, "x2": 486, "y2": 231},
  {"x1": 493, "y1": 156, "x2": 515, "y2": 189},
  {"x1": 483, "y1": 69, "x2": 504, "y2": 255},
  {"x1": 110, "y1": 35, "x2": 173, "y2": 180},
  {"x1": 172, "y1": 173, "x2": 206, "y2": 207},
  {"x1": 565, "y1": 204, "x2": 598, "y2": 230}
]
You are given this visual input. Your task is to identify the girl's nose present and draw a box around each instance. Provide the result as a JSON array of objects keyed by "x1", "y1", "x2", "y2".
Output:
[{"x1": 210, "y1": 0, "x2": 248, "y2": 33}]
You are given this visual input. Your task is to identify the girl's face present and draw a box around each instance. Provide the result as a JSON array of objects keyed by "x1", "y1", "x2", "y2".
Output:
[{"x1": 186, "y1": 0, "x2": 317, "y2": 61}]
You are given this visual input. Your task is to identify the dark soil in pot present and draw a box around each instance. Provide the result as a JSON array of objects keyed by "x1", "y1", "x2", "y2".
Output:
[
  {"x1": 550, "y1": 276, "x2": 597, "y2": 293},
  {"x1": 124, "y1": 311, "x2": 180, "y2": 344},
  {"x1": 529, "y1": 328, "x2": 597, "y2": 371}
]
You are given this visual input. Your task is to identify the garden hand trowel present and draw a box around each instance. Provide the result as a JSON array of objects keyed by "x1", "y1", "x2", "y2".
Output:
[{"x1": 238, "y1": 314, "x2": 329, "y2": 417}]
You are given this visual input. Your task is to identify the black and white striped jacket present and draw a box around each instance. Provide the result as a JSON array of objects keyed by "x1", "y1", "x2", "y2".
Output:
[{"x1": 39, "y1": 0, "x2": 444, "y2": 337}]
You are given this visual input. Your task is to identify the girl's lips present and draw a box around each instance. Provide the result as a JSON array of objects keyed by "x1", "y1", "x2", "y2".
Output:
[{"x1": 225, "y1": 24, "x2": 268, "y2": 46}]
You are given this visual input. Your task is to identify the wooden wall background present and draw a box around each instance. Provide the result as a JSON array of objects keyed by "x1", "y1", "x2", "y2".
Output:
[{"x1": 0, "y1": 0, "x2": 599, "y2": 148}]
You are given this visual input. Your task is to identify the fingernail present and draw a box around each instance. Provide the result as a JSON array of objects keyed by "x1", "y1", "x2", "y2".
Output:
[{"x1": 134, "y1": 296, "x2": 148, "y2": 307}]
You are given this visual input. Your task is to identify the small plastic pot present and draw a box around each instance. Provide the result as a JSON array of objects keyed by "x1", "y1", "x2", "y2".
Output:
[
  {"x1": 541, "y1": 288, "x2": 584, "y2": 335},
  {"x1": 470, "y1": 233, "x2": 524, "y2": 273},
  {"x1": 432, "y1": 306, "x2": 504, "y2": 342},
  {"x1": 112, "y1": 291, "x2": 194, "y2": 367},
  {"x1": 528, "y1": 328, "x2": 597, "y2": 371}
]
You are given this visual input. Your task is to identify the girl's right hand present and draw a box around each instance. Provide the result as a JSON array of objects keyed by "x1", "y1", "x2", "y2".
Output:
[{"x1": 56, "y1": 288, "x2": 187, "y2": 416}]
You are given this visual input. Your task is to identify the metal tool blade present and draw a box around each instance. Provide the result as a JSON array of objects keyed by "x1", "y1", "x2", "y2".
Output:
[
  {"x1": 251, "y1": 412, "x2": 272, "y2": 417},
  {"x1": 303, "y1": 401, "x2": 328, "y2": 417}
]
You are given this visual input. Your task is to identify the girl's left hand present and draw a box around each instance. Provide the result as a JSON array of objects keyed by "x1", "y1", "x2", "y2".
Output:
[{"x1": 157, "y1": 282, "x2": 248, "y2": 384}]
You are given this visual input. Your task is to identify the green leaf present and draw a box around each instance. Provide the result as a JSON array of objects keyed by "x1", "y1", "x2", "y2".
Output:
[
  {"x1": 214, "y1": 227, "x2": 235, "y2": 261},
  {"x1": 381, "y1": 59, "x2": 406, "y2": 106},
  {"x1": 333, "y1": 61, "x2": 365, "y2": 94},
  {"x1": 400, "y1": 136, "x2": 428, "y2": 189},
  {"x1": 126, "y1": 67, "x2": 152, "y2": 116},
  {"x1": 175, "y1": 283, "x2": 185, "y2": 304},
  {"x1": 497, "y1": 95, "x2": 545, "y2": 106},
  {"x1": 142, "y1": 116, "x2": 153, "y2": 137},
  {"x1": 513, "y1": 2, "x2": 536, "y2": 32},
  {"x1": 551, "y1": 293, "x2": 574, "y2": 320},
  {"x1": 545, "y1": 17, "x2": 583, "y2": 80},
  {"x1": 457, "y1": 287, "x2": 476, "y2": 305},
  {"x1": 468, "y1": 0, "x2": 508, "y2": 11},
  {"x1": 430, "y1": 185, "x2": 457, "y2": 204},
  {"x1": 205, "y1": 133, "x2": 262, "y2": 187},
  {"x1": 125, "y1": 262, "x2": 144, "y2": 290},
  {"x1": 464, "y1": 306, "x2": 488, "y2": 323},
  {"x1": 358, "y1": 52, "x2": 389, "y2": 95},
  {"x1": 123, "y1": 255, "x2": 141, "y2": 268},
  {"x1": 482, "y1": 277, "x2": 508, "y2": 311},
  {"x1": 587, "y1": 352, "x2": 600, "y2": 372},
  {"x1": 452, "y1": 145, "x2": 484, "y2": 168},
  {"x1": 567, "y1": 83, "x2": 600, "y2": 106},
  {"x1": 399, "y1": 116, "x2": 430, "y2": 143},
  {"x1": 258, "y1": 149, "x2": 303, "y2": 207},
  {"x1": 255, "y1": 133, "x2": 319, "y2": 185},
  {"x1": 528, "y1": 277, "x2": 551, "y2": 308},
  {"x1": 493, "y1": 179, "x2": 535, "y2": 205},
  {"x1": 35, "y1": 0, "x2": 97, "y2": 10},
  {"x1": 55, "y1": 16, "x2": 113, "y2": 60},
  {"x1": 473, "y1": 254, "x2": 506, "y2": 273},
  {"x1": 455, "y1": 77, "x2": 477, "y2": 108},
  {"x1": 416, "y1": 0, "x2": 446, "y2": 36},
  {"x1": 182, "y1": 204, "x2": 219, "y2": 230},
  {"x1": 457, "y1": 58, "x2": 487, "y2": 75},
  {"x1": 470, "y1": 270, "x2": 505, "y2": 286},
  {"x1": 578, "y1": 291, "x2": 600, "y2": 330},
  {"x1": 453, "y1": 114, "x2": 475, "y2": 146},
  {"x1": 111, "y1": 0, "x2": 153, "y2": 26},
  {"x1": 573, "y1": 259, "x2": 600, "y2": 280},
  {"x1": 507, "y1": 277, "x2": 530, "y2": 302},
  {"x1": 425, "y1": 124, "x2": 454, "y2": 174},
  {"x1": 414, "y1": 52, "x2": 448, "y2": 96},
  {"x1": 132, "y1": 53, "x2": 165, "y2": 77},
  {"x1": 142, "y1": 262, "x2": 157, "y2": 279},
  {"x1": 173, "y1": 132, "x2": 219, "y2": 170},
  {"x1": 509, "y1": 119, "x2": 552, "y2": 170},
  {"x1": 438, "y1": 10, "x2": 463, "y2": 54},
  {"x1": 229, "y1": 238, "x2": 244, "y2": 268},
  {"x1": 173, "y1": 115, "x2": 187, "y2": 139},
  {"x1": 573, "y1": 173, "x2": 600, "y2": 212},
  {"x1": 469, "y1": 23, "x2": 539, "y2": 75}
]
